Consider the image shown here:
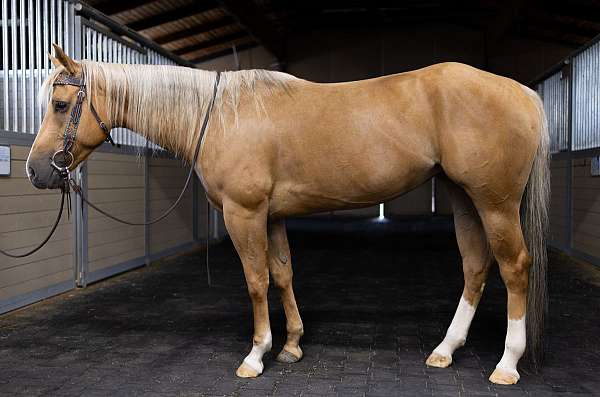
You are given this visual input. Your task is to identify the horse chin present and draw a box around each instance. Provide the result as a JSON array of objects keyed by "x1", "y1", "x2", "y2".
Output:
[{"x1": 47, "y1": 176, "x2": 66, "y2": 190}]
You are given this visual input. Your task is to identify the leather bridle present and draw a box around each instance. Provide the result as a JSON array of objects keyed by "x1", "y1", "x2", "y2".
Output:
[{"x1": 50, "y1": 71, "x2": 116, "y2": 179}]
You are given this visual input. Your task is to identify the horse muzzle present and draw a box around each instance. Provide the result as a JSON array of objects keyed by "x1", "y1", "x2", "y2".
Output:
[{"x1": 27, "y1": 155, "x2": 67, "y2": 190}]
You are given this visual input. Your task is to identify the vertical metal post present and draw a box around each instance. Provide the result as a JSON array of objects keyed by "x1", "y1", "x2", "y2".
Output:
[
  {"x1": 56, "y1": 0, "x2": 62, "y2": 50},
  {"x1": 74, "y1": 163, "x2": 88, "y2": 287},
  {"x1": 192, "y1": 173, "x2": 199, "y2": 243},
  {"x1": 28, "y1": 0, "x2": 34, "y2": 133},
  {"x1": 206, "y1": 200, "x2": 212, "y2": 287},
  {"x1": 19, "y1": 0, "x2": 26, "y2": 132},
  {"x1": 2, "y1": 0, "x2": 9, "y2": 131},
  {"x1": 566, "y1": 59, "x2": 573, "y2": 252},
  {"x1": 11, "y1": 0, "x2": 17, "y2": 131},
  {"x1": 35, "y1": 0, "x2": 42, "y2": 130},
  {"x1": 71, "y1": 7, "x2": 88, "y2": 287},
  {"x1": 144, "y1": 143, "x2": 151, "y2": 266},
  {"x1": 42, "y1": 0, "x2": 49, "y2": 84}
]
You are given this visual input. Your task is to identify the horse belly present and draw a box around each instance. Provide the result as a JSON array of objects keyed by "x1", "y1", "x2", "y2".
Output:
[{"x1": 269, "y1": 143, "x2": 437, "y2": 217}]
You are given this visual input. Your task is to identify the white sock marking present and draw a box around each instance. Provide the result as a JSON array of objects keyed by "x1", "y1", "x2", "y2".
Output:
[
  {"x1": 242, "y1": 330, "x2": 272, "y2": 374},
  {"x1": 496, "y1": 316, "x2": 526, "y2": 379},
  {"x1": 433, "y1": 295, "x2": 477, "y2": 358}
]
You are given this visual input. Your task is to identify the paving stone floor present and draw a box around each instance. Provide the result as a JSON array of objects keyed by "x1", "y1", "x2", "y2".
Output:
[{"x1": 0, "y1": 218, "x2": 599, "y2": 396}]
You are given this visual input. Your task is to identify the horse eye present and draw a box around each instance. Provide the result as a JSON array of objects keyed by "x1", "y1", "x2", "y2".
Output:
[{"x1": 53, "y1": 100, "x2": 68, "y2": 113}]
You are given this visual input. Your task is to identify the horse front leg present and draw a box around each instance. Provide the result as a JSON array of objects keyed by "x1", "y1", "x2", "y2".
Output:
[
  {"x1": 223, "y1": 200, "x2": 272, "y2": 378},
  {"x1": 268, "y1": 219, "x2": 304, "y2": 363}
]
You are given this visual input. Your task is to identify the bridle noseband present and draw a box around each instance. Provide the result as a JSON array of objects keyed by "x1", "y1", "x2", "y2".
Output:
[{"x1": 51, "y1": 71, "x2": 115, "y2": 178}]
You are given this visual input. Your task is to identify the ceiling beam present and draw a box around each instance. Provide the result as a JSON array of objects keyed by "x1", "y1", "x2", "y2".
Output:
[
  {"x1": 547, "y1": 4, "x2": 600, "y2": 24},
  {"x1": 126, "y1": 1, "x2": 220, "y2": 31},
  {"x1": 520, "y1": 26, "x2": 588, "y2": 47},
  {"x1": 92, "y1": 0, "x2": 155, "y2": 16},
  {"x1": 173, "y1": 31, "x2": 249, "y2": 55},
  {"x1": 524, "y1": 13, "x2": 599, "y2": 39},
  {"x1": 153, "y1": 16, "x2": 236, "y2": 45},
  {"x1": 191, "y1": 41, "x2": 258, "y2": 64},
  {"x1": 217, "y1": 0, "x2": 285, "y2": 61}
]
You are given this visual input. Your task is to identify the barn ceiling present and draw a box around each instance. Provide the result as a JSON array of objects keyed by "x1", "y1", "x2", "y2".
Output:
[{"x1": 83, "y1": 0, "x2": 600, "y2": 65}]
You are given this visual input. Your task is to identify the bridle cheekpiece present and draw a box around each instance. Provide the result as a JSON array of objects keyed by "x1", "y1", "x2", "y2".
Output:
[{"x1": 51, "y1": 71, "x2": 115, "y2": 179}]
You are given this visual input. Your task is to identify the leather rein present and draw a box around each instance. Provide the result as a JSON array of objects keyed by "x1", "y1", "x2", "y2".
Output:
[{"x1": 0, "y1": 70, "x2": 221, "y2": 258}]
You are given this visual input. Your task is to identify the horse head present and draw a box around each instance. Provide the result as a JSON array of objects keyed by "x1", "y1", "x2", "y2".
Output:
[{"x1": 27, "y1": 44, "x2": 110, "y2": 189}]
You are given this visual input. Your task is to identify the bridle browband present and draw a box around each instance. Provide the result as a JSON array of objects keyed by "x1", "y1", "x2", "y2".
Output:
[{"x1": 50, "y1": 71, "x2": 116, "y2": 178}]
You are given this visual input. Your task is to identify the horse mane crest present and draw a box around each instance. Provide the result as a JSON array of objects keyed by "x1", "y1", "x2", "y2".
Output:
[{"x1": 41, "y1": 62, "x2": 297, "y2": 157}]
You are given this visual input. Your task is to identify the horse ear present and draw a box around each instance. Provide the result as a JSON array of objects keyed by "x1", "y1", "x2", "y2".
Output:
[
  {"x1": 51, "y1": 43, "x2": 79, "y2": 75},
  {"x1": 49, "y1": 53, "x2": 61, "y2": 68}
]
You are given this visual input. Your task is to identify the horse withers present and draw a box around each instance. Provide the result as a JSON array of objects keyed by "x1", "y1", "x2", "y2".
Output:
[{"x1": 27, "y1": 44, "x2": 549, "y2": 385}]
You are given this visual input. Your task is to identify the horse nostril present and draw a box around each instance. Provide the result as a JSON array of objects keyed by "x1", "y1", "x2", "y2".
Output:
[{"x1": 28, "y1": 166, "x2": 36, "y2": 179}]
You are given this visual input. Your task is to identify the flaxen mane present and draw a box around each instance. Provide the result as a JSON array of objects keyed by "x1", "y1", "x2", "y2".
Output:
[{"x1": 41, "y1": 62, "x2": 297, "y2": 157}]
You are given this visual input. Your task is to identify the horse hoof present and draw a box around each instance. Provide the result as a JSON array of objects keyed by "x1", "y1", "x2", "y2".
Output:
[
  {"x1": 425, "y1": 352, "x2": 452, "y2": 368},
  {"x1": 276, "y1": 346, "x2": 303, "y2": 363},
  {"x1": 489, "y1": 368, "x2": 519, "y2": 385},
  {"x1": 236, "y1": 362, "x2": 261, "y2": 378}
]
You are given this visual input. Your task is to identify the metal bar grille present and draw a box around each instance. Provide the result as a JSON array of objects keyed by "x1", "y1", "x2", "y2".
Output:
[
  {"x1": 1, "y1": 2, "x2": 188, "y2": 148},
  {"x1": 572, "y1": 40, "x2": 600, "y2": 151},
  {"x1": 537, "y1": 70, "x2": 570, "y2": 153},
  {"x1": 0, "y1": 0, "x2": 77, "y2": 134}
]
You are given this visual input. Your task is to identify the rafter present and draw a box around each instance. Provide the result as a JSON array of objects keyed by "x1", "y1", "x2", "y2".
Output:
[
  {"x1": 173, "y1": 31, "x2": 249, "y2": 56},
  {"x1": 92, "y1": 0, "x2": 155, "y2": 16},
  {"x1": 191, "y1": 41, "x2": 258, "y2": 64},
  {"x1": 153, "y1": 16, "x2": 236, "y2": 45},
  {"x1": 126, "y1": 1, "x2": 220, "y2": 31},
  {"x1": 217, "y1": 0, "x2": 284, "y2": 61}
]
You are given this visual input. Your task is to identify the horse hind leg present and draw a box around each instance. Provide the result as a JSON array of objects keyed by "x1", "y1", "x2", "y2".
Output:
[
  {"x1": 267, "y1": 219, "x2": 304, "y2": 363},
  {"x1": 477, "y1": 204, "x2": 530, "y2": 385},
  {"x1": 426, "y1": 182, "x2": 491, "y2": 368}
]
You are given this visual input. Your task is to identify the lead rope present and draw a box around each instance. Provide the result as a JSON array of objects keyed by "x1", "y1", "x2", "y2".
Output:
[{"x1": 0, "y1": 188, "x2": 66, "y2": 258}]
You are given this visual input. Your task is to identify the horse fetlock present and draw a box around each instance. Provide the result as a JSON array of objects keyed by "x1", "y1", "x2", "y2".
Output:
[
  {"x1": 445, "y1": 332, "x2": 467, "y2": 349},
  {"x1": 253, "y1": 330, "x2": 273, "y2": 352},
  {"x1": 238, "y1": 331, "x2": 272, "y2": 378},
  {"x1": 287, "y1": 324, "x2": 304, "y2": 337}
]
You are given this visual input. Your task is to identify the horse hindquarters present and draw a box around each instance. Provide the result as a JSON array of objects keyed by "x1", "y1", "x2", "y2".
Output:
[{"x1": 440, "y1": 87, "x2": 549, "y2": 384}]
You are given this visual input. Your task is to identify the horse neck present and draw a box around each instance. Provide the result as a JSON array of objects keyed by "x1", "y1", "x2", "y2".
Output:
[{"x1": 100, "y1": 64, "x2": 218, "y2": 161}]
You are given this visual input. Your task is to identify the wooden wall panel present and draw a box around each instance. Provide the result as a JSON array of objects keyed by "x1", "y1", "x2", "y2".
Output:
[
  {"x1": 0, "y1": 144, "x2": 73, "y2": 311},
  {"x1": 86, "y1": 151, "x2": 145, "y2": 274},
  {"x1": 148, "y1": 157, "x2": 194, "y2": 255},
  {"x1": 571, "y1": 158, "x2": 600, "y2": 258},
  {"x1": 549, "y1": 158, "x2": 569, "y2": 246}
]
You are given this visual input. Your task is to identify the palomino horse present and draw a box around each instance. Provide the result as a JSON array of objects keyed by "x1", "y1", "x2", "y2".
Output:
[{"x1": 27, "y1": 45, "x2": 549, "y2": 385}]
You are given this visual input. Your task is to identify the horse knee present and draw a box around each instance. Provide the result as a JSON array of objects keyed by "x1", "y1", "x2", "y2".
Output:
[{"x1": 247, "y1": 276, "x2": 269, "y2": 300}]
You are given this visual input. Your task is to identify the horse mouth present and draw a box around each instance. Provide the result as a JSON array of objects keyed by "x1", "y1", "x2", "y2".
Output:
[{"x1": 28, "y1": 164, "x2": 65, "y2": 190}]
